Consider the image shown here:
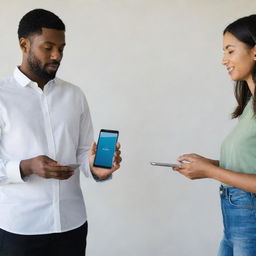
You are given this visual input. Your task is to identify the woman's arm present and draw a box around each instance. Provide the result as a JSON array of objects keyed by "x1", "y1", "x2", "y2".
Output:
[
  {"x1": 209, "y1": 165, "x2": 256, "y2": 193},
  {"x1": 206, "y1": 158, "x2": 219, "y2": 166},
  {"x1": 175, "y1": 153, "x2": 256, "y2": 194}
]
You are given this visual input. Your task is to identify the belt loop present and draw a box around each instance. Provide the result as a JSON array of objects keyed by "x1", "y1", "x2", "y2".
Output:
[
  {"x1": 219, "y1": 185, "x2": 228, "y2": 197},
  {"x1": 219, "y1": 185, "x2": 224, "y2": 195}
]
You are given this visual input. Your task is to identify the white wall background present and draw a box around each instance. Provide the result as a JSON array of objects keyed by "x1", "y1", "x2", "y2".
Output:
[{"x1": 0, "y1": 1, "x2": 255, "y2": 255}]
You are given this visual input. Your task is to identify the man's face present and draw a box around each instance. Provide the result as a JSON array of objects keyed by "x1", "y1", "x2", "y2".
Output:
[{"x1": 27, "y1": 28, "x2": 65, "y2": 80}]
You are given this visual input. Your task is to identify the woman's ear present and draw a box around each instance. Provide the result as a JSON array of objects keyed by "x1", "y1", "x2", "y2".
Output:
[
  {"x1": 252, "y1": 45, "x2": 256, "y2": 60},
  {"x1": 19, "y1": 38, "x2": 30, "y2": 54}
]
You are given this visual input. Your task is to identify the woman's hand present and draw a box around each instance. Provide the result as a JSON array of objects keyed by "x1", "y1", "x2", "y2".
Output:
[
  {"x1": 173, "y1": 153, "x2": 216, "y2": 180},
  {"x1": 173, "y1": 154, "x2": 256, "y2": 194}
]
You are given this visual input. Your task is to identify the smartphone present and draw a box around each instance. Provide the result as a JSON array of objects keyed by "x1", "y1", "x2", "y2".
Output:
[
  {"x1": 93, "y1": 129, "x2": 119, "y2": 169},
  {"x1": 150, "y1": 162, "x2": 180, "y2": 168},
  {"x1": 65, "y1": 164, "x2": 80, "y2": 169}
]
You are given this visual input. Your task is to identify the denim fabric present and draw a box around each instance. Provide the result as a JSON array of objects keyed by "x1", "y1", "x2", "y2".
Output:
[{"x1": 218, "y1": 186, "x2": 256, "y2": 256}]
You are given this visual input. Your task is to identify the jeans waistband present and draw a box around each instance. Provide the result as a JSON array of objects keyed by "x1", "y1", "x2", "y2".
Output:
[
  {"x1": 219, "y1": 185, "x2": 231, "y2": 197},
  {"x1": 219, "y1": 185, "x2": 255, "y2": 197}
]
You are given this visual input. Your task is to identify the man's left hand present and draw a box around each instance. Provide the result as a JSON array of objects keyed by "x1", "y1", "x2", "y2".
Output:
[{"x1": 89, "y1": 142, "x2": 122, "y2": 180}]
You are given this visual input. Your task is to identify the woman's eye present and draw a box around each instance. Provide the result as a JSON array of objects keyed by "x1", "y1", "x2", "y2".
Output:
[
  {"x1": 228, "y1": 51, "x2": 234, "y2": 54},
  {"x1": 45, "y1": 48, "x2": 51, "y2": 51}
]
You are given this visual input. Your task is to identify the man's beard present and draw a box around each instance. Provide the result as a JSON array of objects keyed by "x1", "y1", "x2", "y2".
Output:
[{"x1": 27, "y1": 51, "x2": 59, "y2": 81}]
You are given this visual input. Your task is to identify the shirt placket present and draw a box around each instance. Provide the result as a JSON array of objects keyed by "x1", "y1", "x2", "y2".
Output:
[{"x1": 36, "y1": 84, "x2": 61, "y2": 232}]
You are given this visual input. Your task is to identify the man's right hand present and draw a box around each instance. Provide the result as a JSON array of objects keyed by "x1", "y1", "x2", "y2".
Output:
[{"x1": 20, "y1": 155, "x2": 74, "y2": 180}]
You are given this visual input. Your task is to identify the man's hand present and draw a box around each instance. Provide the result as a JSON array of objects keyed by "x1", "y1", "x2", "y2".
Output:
[
  {"x1": 20, "y1": 155, "x2": 74, "y2": 180},
  {"x1": 89, "y1": 142, "x2": 122, "y2": 180}
]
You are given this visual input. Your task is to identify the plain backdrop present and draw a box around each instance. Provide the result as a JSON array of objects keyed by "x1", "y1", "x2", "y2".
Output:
[{"x1": 0, "y1": 1, "x2": 255, "y2": 255}]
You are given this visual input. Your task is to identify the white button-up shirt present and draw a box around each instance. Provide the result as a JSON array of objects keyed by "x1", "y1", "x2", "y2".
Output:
[{"x1": 0, "y1": 67, "x2": 94, "y2": 235}]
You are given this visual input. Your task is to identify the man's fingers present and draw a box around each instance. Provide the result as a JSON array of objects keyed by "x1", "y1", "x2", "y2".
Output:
[
  {"x1": 44, "y1": 170, "x2": 74, "y2": 179},
  {"x1": 112, "y1": 163, "x2": 120, "y2": 172},
  {"x1": 45, "y1": 165, "x2": 73, "y2": 172},
  {"x1": 48, "y1": 161, "x2": 62, "y2": 167},
  {"x1": 41, "y1": 164, "x2": 74, "y2": 179},
  {"x1": 115, "y1": 150, "x2": 121, "y2": 156},
  {"x1": 116, "y1": 142, "x2": 121, "y2": 150},
  {"x1": 114, "y1": 151, "x2": 121, "y2": 159},
  {"x1": 90, "y1": 142, "x2": 97, "y2": 155},
  {"x1": 114, "y1": 143, "x2": 121, "y2": 163},
  {"x1": 114, "y1": 156, "x2": 122, "y2": 164}
]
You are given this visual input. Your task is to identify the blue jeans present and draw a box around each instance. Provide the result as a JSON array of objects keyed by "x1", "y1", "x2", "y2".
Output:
[{"x1": 218, "y1": 186, "x2": 256, "y2": 256}]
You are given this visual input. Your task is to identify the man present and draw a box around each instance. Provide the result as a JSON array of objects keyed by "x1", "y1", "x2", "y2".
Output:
[{"x1": 0, "y1": 9, "x2": 121, "y2": 256}]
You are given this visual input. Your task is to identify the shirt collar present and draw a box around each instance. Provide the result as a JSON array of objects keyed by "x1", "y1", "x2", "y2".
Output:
[
  {"x1": 13, "y1": 67, "x2": 57, "y2": 88},
  {"x1": 13, "y1": 67, "x2": 31, "y2": 87}
]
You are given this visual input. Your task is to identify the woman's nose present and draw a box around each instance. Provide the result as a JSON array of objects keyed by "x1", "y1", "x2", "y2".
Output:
[{"x1": 222, "y1": 55, "x2": 228, "y2": 66}]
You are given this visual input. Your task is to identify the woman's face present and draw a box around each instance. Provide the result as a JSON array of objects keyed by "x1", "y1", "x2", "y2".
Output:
[{"x1": 222, "y1": 32, "x2": 256, "y2": 82}]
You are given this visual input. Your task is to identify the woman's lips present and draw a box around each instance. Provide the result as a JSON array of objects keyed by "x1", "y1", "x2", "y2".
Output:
[{"x1": 227, "y1": 66, "x2": 234, "y2": 74}]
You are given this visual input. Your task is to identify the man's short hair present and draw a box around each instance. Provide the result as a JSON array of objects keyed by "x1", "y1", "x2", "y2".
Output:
[{"x1": 18, "y1": 9, "x2": 65, "y2": 39}]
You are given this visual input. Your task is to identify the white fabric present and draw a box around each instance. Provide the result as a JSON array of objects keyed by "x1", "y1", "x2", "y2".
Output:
[{"x1": 0, "y1": 67, "x2": 94, "y2": 235}]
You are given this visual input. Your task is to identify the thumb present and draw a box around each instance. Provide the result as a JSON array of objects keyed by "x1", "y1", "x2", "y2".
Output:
[{"x1": 90, "y1": 142, "x2": 97, "y2": 155}]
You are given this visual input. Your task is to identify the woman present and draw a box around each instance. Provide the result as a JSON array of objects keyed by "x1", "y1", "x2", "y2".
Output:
[{"x1": 173, "y1": 15, "x2": 256, "y2": 256}]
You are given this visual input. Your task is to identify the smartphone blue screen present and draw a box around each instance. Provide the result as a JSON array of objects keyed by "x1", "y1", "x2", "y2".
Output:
[{"x1": 94, "y1": 131, "x2": 118, "y2": 168}]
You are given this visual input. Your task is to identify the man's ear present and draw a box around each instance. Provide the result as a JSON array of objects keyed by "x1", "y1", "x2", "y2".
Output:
[{"x1": 19, "y1": 37, "x2": 30, "y2": 54}]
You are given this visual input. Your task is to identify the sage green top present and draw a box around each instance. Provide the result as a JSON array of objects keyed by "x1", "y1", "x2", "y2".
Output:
[{"x1": 220, "y1": 98, "x2": 256, "y2": 176}]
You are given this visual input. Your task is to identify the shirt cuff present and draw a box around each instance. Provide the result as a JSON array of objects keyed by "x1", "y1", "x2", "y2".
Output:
[{"x1": 6, "y1": 160, "x2": 26, "y2": 183}]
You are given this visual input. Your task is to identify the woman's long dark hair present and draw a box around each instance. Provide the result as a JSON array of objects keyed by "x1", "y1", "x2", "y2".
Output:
[{"x1": 223, "y1": 15, "x2": 256, "y2": 118}]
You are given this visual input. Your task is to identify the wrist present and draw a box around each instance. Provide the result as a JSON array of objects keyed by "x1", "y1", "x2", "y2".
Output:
[
  {"x1": 91, "y1": 167, "x2": 111, "y2": 180},
  {"x1": 20, "y1": 159, "x2": 32, "y2": 177},
  {"x1": 206, "y1": 164, "x2": 220, "y2": 179},
  {"x1": 205, "y1": 158, "x2": 219, "y2": 166},
  {"x1": 211, "y1": 160, "x2": 220, "y2": 166},
  {"x1": 92, "y1": 171, "x2": 109, "y2": 180}
]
